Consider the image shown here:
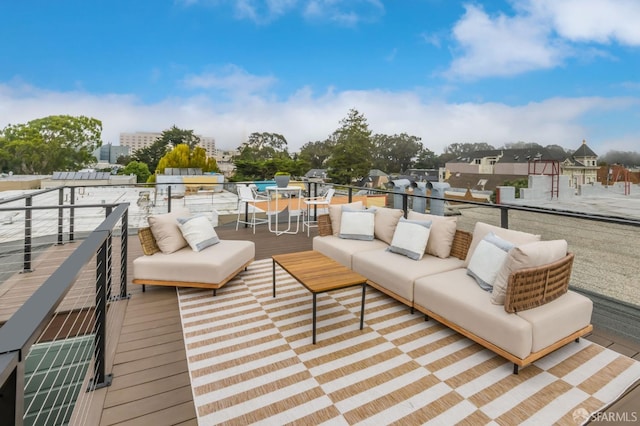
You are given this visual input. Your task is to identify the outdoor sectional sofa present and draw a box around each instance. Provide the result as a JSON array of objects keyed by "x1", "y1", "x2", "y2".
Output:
[
  {"x1": 133, "y1": 207, "x2": 255, "y2": 295},
  {"x1": 313, "y1": 203, "x2": 593, "y2": 373}
]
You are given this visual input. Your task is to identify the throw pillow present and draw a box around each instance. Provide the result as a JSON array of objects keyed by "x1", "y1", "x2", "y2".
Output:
[
  {"x1": 339, "y1": 207, "x2": 375, "y2": 240},
  {"x1": 373, "y1": 207, "x2": 404, "y2": 244},
  {"x1": 407, "y1": 211, "x2": 458, "y2": 259},
  {"x1": 387, "y1": 218, "x2": 432, "y2": 260},
  {"x1": 328, "y1": 201, "x2": 363, "y2": 236},
  {"x1": 491, "y1": 239, "x2": 568, "y2": 305},
  {"x1": 466, "y1": 232, "x2": 515, "y2": 291},
  {"x1": 177, "y1": 214, "x2": 220, "y2": 252},
  {"x1": 465, "y1": 222, "x2": 541, "y2": 267},
  {"x1": 147, "y1": 207, "x2": 190, "y2": 254}
]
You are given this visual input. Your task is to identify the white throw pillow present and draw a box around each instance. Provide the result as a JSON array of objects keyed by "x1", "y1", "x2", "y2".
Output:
[
  {"x1": 466, "y1": 233, "x2": 515, "y2": 291},
  {"x1": 387, "y1": 218, "x2": 432, "y2": 260},
  {"x1": 328, "y1": 201, "x2": 363, "y2": 236},
  {"x1": 339, "y1": 207, "x2": 375, "y2": 240},
  {"x1": 491, "y1": 239, "x2": 568, "y2": 305},
  {"x1": 407, "y1": 211, "x2": 458, "y2": 258},
  {"x1": 147, "y1": 207, "x2": 191, "y2": 254},
  {"x1": 465, "y1": 222, "x2": 541, "y2": 267},
  {"x1": 177, "y1": 214, "x2": 220, "y2": 252}
]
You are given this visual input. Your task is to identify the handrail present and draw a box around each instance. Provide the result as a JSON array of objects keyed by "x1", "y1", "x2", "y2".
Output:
[{"x1": 0, "y1": 202, "x2": 129, "y2": 425}]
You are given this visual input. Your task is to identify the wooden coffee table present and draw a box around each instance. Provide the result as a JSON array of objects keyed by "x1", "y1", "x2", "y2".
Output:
[{"x1": 272, "y1": 250, "x2": 368, "y2": 344}]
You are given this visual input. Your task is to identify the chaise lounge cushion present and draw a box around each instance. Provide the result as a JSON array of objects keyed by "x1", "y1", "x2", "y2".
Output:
[
  {"x1": 414, "y1": 268, "x2": 533, "y2": 359},
  {"x1": 313, "y1": 234, "x2": 387, "y2": 269},
  {"x1": 133, "y1": 239, "x2": 255, "y2": 285},
  {"x1": 352, "y1": 248, "x2": 464, "y2": 303},
  {"x1": 516, "y1": 291, "x2": 593, "y2": 353}
]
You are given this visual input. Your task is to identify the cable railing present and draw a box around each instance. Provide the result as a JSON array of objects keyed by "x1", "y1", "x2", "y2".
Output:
[{"x1": 0, "y1": 201, "x2": 128, "y2": 426}]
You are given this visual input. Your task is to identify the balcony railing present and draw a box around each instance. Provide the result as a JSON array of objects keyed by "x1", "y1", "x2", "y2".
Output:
[{"x1": 0, "y1": 181, "x2": 638, "y2": 424}]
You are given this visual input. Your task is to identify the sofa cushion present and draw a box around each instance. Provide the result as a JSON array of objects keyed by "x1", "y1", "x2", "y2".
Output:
[
  {"x1": 465, "y1": 222, "x2": 541, "y2": 267},
  {"x1": 492, "y1": 239, "x2": 568, "y2": 305},
  {"x1": 466, "y1": 233, "x2": 514, "y2": 291},
  {"x1": 408, "y1": 212, "x2": 458, "y2": 259},
  {"x1": 414, "y1": 268, "x2": 533, "y2": 359},
  {"x1": 339, "y1": 207, "x2": 375, "y2": 241},
  {"x1": 328, "y1": 201, "x2": 363, "y2": 236},
  {"x1": 516, "y1": 290, "x2": 593, "y2": 353},
  {"x1": 374, "y1": 207, "x2": 404, "y2": 244},
  {"x1": 177, "y1": 214, "x2": 220, "y2": 252},
  {"x1": 313, "y1": 235, "x2": 387, "y2": 269},
  {"x1": 133, "y1": 239, "x2": 255, "y2": 284},
  {"x1": 352, "y1": 248, "x2": 464, "y2": 303},
  {"x1": 147, "y1": 207, "x2": 191, "y2": 254},
  {"x1": 387, "y1": 218, "x2": 432, "y2": 260}
]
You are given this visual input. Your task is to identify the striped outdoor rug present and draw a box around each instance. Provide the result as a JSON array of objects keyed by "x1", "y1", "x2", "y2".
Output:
[{"x1": 177, "y1": 259, "x2": 640, "y2": 425}]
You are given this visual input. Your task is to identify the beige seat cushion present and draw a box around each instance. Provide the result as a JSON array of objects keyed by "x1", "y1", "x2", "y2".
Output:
[
  {"x1": 414, "y1": 268, "x2": 533, "y2": 359},
  {"x1": 147, "y1": 207, "x2": 191, "y2": 254},
  {"x1": 408, "y1": 211, "x2": 458, "y2": 259},
  {"x1": 516, "y1": 291, "x2": 593, "y2": 353},
  {"x1": 312, "y1": 235, "x2": 387, "y2": 269},
  {"x1": 373, "y1": 207, "x2": 404, "y2": 244},
  {"x1": 465, "y1": 222, "x2": 541, "y2": 267},
  {"x1": 351, "y1": 248, "x2": 464, "y2": 303},
  {"x1": 133, "y1": 240, "x2": 255, "y2": 285}
]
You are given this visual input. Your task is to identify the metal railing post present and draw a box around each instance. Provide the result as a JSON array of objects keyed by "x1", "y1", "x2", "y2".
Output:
[
  {"x1": 57, "y1": 188, "x2": 64, "y2": 245},
  {"x1": 403, "y1": 193, "x2": 409, "y2": 217},
  {"x1": 120, "y1": 211, "x2": 128, "y2": 299},
  {"x1": 501, "y1": 206, "x2": 509, "y2": 229},
  {"x1": 69, "y1": 187, "x2": 75, "y2": 242},
  {"x1": 167, "y1": 186, "x2": 172, "y2": 212},
  {"x1": 0, "y1": 353, "x2": 24, "y2": 426},
  {"x1": 23, "y1": 196, "x2": 33, "y2": 273},
  {"x1": 88, "y1": 237, "x2": 112, "y2": 391},
  {"x1": 347, "y1": 187, "x2": 353, "y2": 203}
]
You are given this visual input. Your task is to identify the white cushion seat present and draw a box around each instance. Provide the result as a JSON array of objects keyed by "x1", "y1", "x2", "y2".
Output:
[
  {"x1": 313, "y1": 234, "x2": 387, "y2": 269},
  {"x1": 133, "y1": 239, "x2": 255, "y2": 291},
  {"x1": 414, "y1": 268, "x2": 533, "y2": 359}
]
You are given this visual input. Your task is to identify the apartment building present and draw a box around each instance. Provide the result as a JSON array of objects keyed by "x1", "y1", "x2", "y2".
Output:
[{"x1": 120, "y1": 132, "x2": 216, "y2": 157}]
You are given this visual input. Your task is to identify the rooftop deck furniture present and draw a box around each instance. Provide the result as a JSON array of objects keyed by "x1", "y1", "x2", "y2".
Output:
[
  {"x1": 272, "y1": 250, "x2": 367, "y2": 343},
  {"x1": 133, "y1": 209, "x2": 255, "y2": 295},
  {"x1": 312, "y1": 206, "x2": 594, "y2": 373},
  {"x1": 236, "y1": 184, "x2": 269, "y2": 234},
  {"x1": 302, "y1": 187, "x2": 335, "y2": 236}
]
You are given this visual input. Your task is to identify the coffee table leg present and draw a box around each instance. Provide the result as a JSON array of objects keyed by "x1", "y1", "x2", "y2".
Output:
[
  {"x1": 272, "y1": 260, "x2": 276, "y2": 298},
  {"x1": 360, "y1": 282, "x2": 366, "y2": 330},
  {"x1": 312, "y1": 293, "x2": 317, "y2": 344}
]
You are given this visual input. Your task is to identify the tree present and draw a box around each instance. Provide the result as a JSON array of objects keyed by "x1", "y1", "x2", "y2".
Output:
[
  {"x1": 298, "y1": 139, "x2": 334, "y2": 169},
  {"x1": 372, "y1": 133, "x2": 422, "y2": 173},
  {"x1": 132, "y1": 125, "x2": 202, "y2": 173},
  {"x1": 0, "y1": 115, "x2": 102, "y2": 174},
  {"x1": 120, "y1": 161, "x2": 151, "y2": 183},
  {"x1": 154, "y1": 144, "x2": 220, "y2": 177},
  {"x1": 443, "y1": 142, "x2": 496, "y2": 158},
  {"x1": 414, "y1": 147, "x2": 439, "y2": 169},
  {"x1": 237, "y1": 132, "x2": 290, "y2": 161},
  {"x1": 326, "y1": 109, "x2": 373, "y2": 184}
]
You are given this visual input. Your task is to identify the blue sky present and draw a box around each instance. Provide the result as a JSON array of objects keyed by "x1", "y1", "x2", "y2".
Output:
[{"x1": 1, "y1": 0, "x2": 639, "y2": 156}]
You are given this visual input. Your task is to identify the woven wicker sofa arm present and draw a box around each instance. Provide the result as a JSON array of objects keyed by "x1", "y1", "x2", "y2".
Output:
[
  {"x1": 317, "y1": 214, "x2": 333, "y2": 236},
  {"x1": 138, "y1": 227, "x2": 160, "y2": 256},
  {"x1": 504, "y1": 252, "x2": 574, "y2": 313}
]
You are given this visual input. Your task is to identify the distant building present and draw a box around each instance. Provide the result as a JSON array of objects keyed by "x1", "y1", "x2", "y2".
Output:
[
  {"x1": 93, "y1": 143, "x2": 130, "y2": 164},
  {"x1": 119, "y1": 132, "x2": 216, "y2": 157},
  {"x1": 562, "y1": 140, "x2": 599, "y2": 188},
  {"x1": 445, "y1": 148, "x2": 563, "y2": 176},
  {"x1": 40, "y1": 172, "x2": 136, "y2": 189}
]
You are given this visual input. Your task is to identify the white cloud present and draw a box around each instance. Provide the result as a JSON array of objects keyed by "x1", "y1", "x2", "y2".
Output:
[
  {"x1": 446, "y1": 0, "x2": 640, "y2": 80},
  {"x1": 524, "y1": 0, "x2": 640, "y2": 45},
  {"x1": 182, "y1": 64, "x2": 277, "y2": 97},
  {"x1": 2, "y1": 80, "x2": 637, "y2": 155},
  {"x1": 303, "y1": 0, "x2": 384, "y2": 25},
  {"x1": 447, "y1": 4, "x2": 566, "y2": 79}
]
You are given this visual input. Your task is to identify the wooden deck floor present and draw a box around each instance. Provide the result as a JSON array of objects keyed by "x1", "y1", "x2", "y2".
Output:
[{"x1": 4, "y1": 221, "x2": 639, "y2": 424}]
